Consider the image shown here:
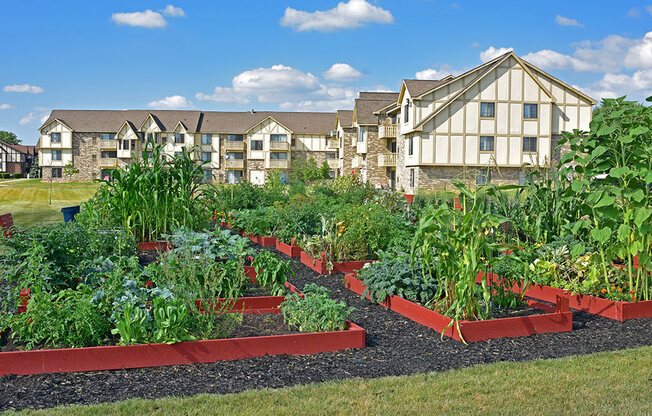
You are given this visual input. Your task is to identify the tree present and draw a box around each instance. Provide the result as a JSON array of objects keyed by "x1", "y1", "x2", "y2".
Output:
[
  {"x1": 63, "y1": 161, "x2": 79, "y2": 179},
  {"x1": 0, "y1": 131, "x2": 20, "y2": 145},
  {"x1": 318, "y1": 161, "x2": 331, "y2": 179}
]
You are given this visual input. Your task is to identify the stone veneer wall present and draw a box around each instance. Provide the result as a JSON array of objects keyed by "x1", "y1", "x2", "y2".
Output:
[
  {"x1": 43, "y1": 133, "x2": 101, "y2": 182},
  {"x1": 413, "y1": 166, "x2": 523, "y2": 192},
  {"x1": 396, "y1": 133, "x2": 410, "y2": 193},
  {"x1": 339, "y1": 128, "x2": 356, "y2": 176}
]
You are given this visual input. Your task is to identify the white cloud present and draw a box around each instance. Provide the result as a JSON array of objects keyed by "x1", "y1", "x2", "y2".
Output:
[
  {"x1": 3, "y1": 84, "x2": 44, "y2": 94},
  {"x1": 162, "y1": 5, "x2": 185, "y2": 17},
  {"x1": 523, "y1": 49, "x2": 595, "y2": 71},
  {"x1": 279, "y1": 86, "x2": 356, "y2": 112},
  {"x1": 415, "y1": 64, "x2": 464, "y2": 80},
  {"x1": 554, "y1": 15, "x2": 584, "y2": 27},
  {"x1": 582, "y1": 69, "x2": 652, "y2": 101},
  {"x1": 323, "y1": 63, "x2": 364, "y2": 82},
  {"x1": 0, "y1": 104, "x2": 14, "y2": 110},
  {"x1": 195, "y1": 87, "x2": 250, "y2": 104},
  {"x1": 624, "y1": 31, "x2": 652, "y2": 69},
  {"x1": 626, "y1": 8, "x2": 641, "y2": 18},
  {"x1": 470, "y1": 41, "x2": 481, "y2": 48},
  {"x1": 280, "y1": 0, "x2": 394, "y2": 32},
  {"x1": 147, "y1": 95, "x2": 194, "y2": 109},
  {"x1": 19, "y1": 113, "x2": 35, "y2": 125},
  {"x1": 232, "y1": 64, "x2": 321, "y2": 102},
  {"x1": 112, "y1": 10, "x2": 167, "y2": 28},
  {"x1": 480, "y1": 46, "x2": 513, "y2": 62},
  {"x1": 647, "y1": 5, "x2": 652, "y2": 15}
]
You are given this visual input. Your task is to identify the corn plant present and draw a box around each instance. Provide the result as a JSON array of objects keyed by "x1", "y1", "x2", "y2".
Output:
[{"x1": 411, "y1": 181, "x2": 508, "y2": 341}]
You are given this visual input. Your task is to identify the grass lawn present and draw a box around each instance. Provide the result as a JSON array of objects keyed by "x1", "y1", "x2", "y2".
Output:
[
  {"x1": 7, "y1": 346, "x2": 651, "y2": 415},
  {"x1": 0, "y1": 179, "x2": 99, "y2": 227}
]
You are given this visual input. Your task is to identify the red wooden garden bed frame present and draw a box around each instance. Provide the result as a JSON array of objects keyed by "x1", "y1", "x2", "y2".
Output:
[
  {"x1": 137, "y1": 241, "x2": 173, "y2": 251},
  {"x1": 300, "y1": 251, "x2": 375, "y2": 275},
  {"x1": 478, "y1": 271, "x2": 652, "y2": 322},
  {"x1": 276, "y1": 238, "x2": 302, "y2": 257},
  {"x1": 344, "y1": 273, "x2": 572, "y2": 342},
  {"x1": 0, "y1": 284, "x2": 365, "y2": 376}
]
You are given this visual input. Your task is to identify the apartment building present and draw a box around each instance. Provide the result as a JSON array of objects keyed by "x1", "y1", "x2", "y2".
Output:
[
  {"x1": 0, "y1": 141, "x2": 37, "y2": 177},
  {"x1": 392, "y1": 51, "x2": 595, "y2": 192},
  {"x1": 37, "y1": 110, "x2": 337, "y2": 183}
]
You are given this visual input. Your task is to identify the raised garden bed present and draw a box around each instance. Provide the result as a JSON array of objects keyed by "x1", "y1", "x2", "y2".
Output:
[
  {"x1": 276, "y1": 238, "x2": 302, "y2": 258},
  {"x1": 300, "y1": 251, "x2": 375, "y2": 275},
  {"x1": 0, "y1": 286, "x2": 365, "y2": 376},
  {"x1": 136, "y1": 241, "x2": 173, "y2": 251},
  {"x1": 344, "y1": 273, "x2": 572, "y2": 342},
  {"x1": 478, "y1": 271, "x2": 652, "y2": 322}
]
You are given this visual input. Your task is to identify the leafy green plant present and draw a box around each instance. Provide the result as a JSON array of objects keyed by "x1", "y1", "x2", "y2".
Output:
[
  {"x1": 111, "y1": 302, "x2": 149, "y2": 345},
  {"x1": 281, "y1": 284, "x2": 354, "y2": 332},
  {"x1": 150, "y1": 297, "x2": 196, "y2": 344},
  {"x1": 251, "y1": 250, "x2": 294, "y2": 296}
]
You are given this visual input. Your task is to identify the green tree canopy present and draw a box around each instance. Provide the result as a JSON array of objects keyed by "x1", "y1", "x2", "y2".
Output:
[{"x1": 0, "y1": 130, "x2": 20, "y2": 145}]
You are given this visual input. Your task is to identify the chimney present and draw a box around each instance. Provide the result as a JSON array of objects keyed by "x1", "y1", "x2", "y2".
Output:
[{"x1": 250, "y1": 109, "x2": 255, "y2": 114}]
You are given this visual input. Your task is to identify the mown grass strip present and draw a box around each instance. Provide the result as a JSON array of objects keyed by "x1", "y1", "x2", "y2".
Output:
[{"x1": 8, "y1": 346, "x2": 652, "y2": 416}]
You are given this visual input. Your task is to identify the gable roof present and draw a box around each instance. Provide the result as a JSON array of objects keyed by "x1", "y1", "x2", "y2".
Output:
[
  {"x1": 403, "y1": 79, "x2": 448, "y2": 98},
  {"x1": 39, "y1": 110, "x2": 336, "y2": 135},
  {"x1": 353, "y1": 91, "x2": 399, "y2": 125},
  {"x1": 0, "y1": 141, "x2": 37, "y2": 154},
  {"x1": 336, "y1": 110, "x2": 354, "y2": 128}
]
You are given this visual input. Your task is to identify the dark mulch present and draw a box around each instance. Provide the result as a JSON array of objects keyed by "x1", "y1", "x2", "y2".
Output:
[
  {"x1": 228, "y1": 313, "x2": 299, "y2": 338},
  {"x1": 1, "y1": 243, "x2": 651, "y2": 412}
]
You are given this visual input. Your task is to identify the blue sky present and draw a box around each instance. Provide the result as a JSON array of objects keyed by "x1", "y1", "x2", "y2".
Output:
[{"x1": 1, "y1": 0, "x2": 651, "y2": 145}]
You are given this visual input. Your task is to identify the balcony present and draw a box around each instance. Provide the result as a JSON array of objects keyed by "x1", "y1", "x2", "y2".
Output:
[
  {"x1": 269, "y1": 141, "x2": 289, "y2": 151},
  {"x1": 100, "y1": 139, "x2": 118, "y2": 150},
  {"x1": 225, "y1": 141, "x2": 245, "y2": 151},
  {"x1": 100, "y1": 158, "x2": 117, "y2": 167},
  {"x1": 225, "y1": 159, "x2": 244, "y2": 169},
  {"x1": 326, "y1": 139, "x2": 338, "y2": 149},
  {"x1": 378, "y1": 153, "x2": 396, "y2": 167},
  {"x1": 327, "y1": 159, "x2": 339, "y2": 170},
  {"x1": 266, "y1": 159, "x2": 289, "y2": 169},
  {"x1": 351, "y1": 156, "x2": 361, "y2": 169},
  {"x1": 379, "y1": 124, "x2": 397, "y2": 139}
]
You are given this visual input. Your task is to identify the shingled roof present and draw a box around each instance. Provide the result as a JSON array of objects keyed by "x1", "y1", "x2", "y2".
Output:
[
  {"x1": 403, "y1": 79, "x2": 449, "y2": 97},
  {"x1": 40, "y1": 110, "x2": 336, "y2": 135},
  {"x1": 336, "y1": 110, "x2": 353, "y2": 128},
  {"x1": 353, "y1": 92, "x2": 399, "y2": 125}
]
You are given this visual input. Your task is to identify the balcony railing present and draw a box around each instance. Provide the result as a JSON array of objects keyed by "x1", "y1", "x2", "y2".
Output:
[
  {"x1": 100, "y1": 158, "x2": 117, "y2": 167},
  {"x1": 327, "y1": 159, "x2": 339, "y2": 170},
  {"x1": 100, "y1": 139, "x2": 118, "y2": 150},
  {"x1": 379, "y1": 124, "x2": 397, "y2": 139},
  {"x1": 326, "y1": 139, "x2": 338, "y2": 149},
  {"x1": 225, "y1": 159, "x2": 244, "y2": 169},
  {"x1": 378, "y1": 153, "x2": 396, "y2": 167},
  {"x1": 267, "y1": 159, "x2": 289, "y2": 169},
  {"x1": 269, "y1": 141, "x2": 289, "y2": 151},
  {"x1": 225, "y1": 141, "x2": 245, "y2": 151}
]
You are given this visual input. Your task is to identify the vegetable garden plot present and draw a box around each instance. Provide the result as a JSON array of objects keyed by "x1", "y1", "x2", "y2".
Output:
[
  {"x1": 0, "y1": 285, "x2": 365, "y2": 376},
  {"x1": 344, "y1": 273, "x2": 572, "y2": 342},
  {"x1": 478, "y1": 272, "x2": 652, "y2": 322}
]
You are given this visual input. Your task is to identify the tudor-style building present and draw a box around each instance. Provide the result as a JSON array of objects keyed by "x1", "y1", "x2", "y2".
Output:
[
  {"x1": 37, "y1": 110, "x2": 337, "y2": 183},
  {"x1": 0, "y1": 141, "x2": 38, "y2": 177}
]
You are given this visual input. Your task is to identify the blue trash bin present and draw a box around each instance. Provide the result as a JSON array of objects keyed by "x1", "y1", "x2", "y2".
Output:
[{"x1": 61, "y1": 206, "x2": 80, "y2": 223}]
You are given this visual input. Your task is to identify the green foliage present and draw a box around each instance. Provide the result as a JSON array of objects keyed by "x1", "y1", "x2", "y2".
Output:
[
  {"x1": 358, "y1": 251, "x2": 436, "y2": 305},
  {"x1": 281, "y1": 284, "x2": 354, "y2": 332},
  {"x1": 0, "y1": 130, "x2": 20, "y2": 144},
  {"x1": 251, "y1": 250, "x2": 295, "y2": 296},
  {"x1": 63, "y1": 161, "x2": 79, "y2": 178}
]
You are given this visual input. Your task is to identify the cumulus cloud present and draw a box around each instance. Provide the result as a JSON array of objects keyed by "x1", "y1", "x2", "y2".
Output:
[
  {"x1": 582, "y1": 69, "x2": 652, "y2": 101},
  {"x1": 523, "y1": 49, "x2": 595, "y2": 71},
  {"x1": 231, "y1": 64, "x2": 321, "y2": 102},
  {"x1": 19, "y1": 113, "x2": 35, "y2": 125},
  {"x1": 554, "y1": 15, "x2": 584, "y2": 27},
  {"x1": 147, "y1": 95, "x2": 194, "y2": 109},
  {"x1": 195, "y1": 87, "x2": 250, "y2": 104},
  {"x1": 624, "y1": 31, "x2": 652, "y2": 69},
  {"x1": 112, "y1": 10, "x2": 167, "y2": 28},
  {"x1": 162, "y1": 5, "x2": 185, "y2": 17},
  {"x1": 280, "y1": 0, "x2": 394, "y2": 32},
  {"x1": 3, "y1": 84, "x2": 44, "y2": 94},
  {"x1": 480, "y1": 46, "x2": 513, "y2": 62},
  {"x1": 323, "y1": 63, "x2": 365, "y2": 82},
  {"x1": 0, "y1": 104, "x2": 14, "y2": 110},
  {"x1": 415, "y1": 64, "x2": 464, "y2": 80}
]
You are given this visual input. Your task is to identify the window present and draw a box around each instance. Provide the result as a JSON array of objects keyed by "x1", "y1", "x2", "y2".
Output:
[
  {"x1": 174, "y1": 151, "x2": 183, "y2": 158},
  {"x1": 291, "y1": 138, "x2": 296, "y2": 147},
  {"x1": 524, "y1": 104, "x2": 538, "y2": 119},
  {"x1": 410, "y1": 169, "x2": 415, "y2": 187},
  {"x1": 476, "y1": 168, "x2": 491, "y2": 185},
  {"x1": 404, "y1": 100, "x2": 410, "y2": 123},
  {"x1": 52, "y1": 167, "x2": 62, "y2": 178},
  {"x1": 250, "y1": 140, "x2": 263, "y2": 150},
  {"x1": 101, "y1": 151, "x2": 117, "y2": 158},
  {"x1": 480, "y1": 102, "x2": 495, "y2": 117},
  {"x1": 408, "y1": 136, "x2": 414, "y2": 156},
  {"x1": 51, "y1": 133, "x2": 61, "y2": 143},
  {"x1": 523, "y1": 137, "x2": 537, "y2": 152},
  {"x1": 358, "y1": 126, "x2": 365, "y2": 142},
  {"x1": 203, "y1": 170, "x2": 212, "y2": 182},
  {"x1": 325, "y1": 152, "x2": 336, "y2": 159},
  {"x1": 270, "y1": 152, "x2": 287, "y2": 160},
  {"x1": 121, "y1": 140, "x2": 128, "y2": 150},
  {"x1": 270, "y1": 134, "x2": 287, "y2": 142},
  {"x1": 390, "y1": 140, "x2": 397, "y2": 153},
  {"x1": 227, "y1": 134, "x2": 244, "y2": 142},
  {"x1": 201, "y1": 134, "x2": 212, "y2": 145},
  {"x1": 130, "y1": 141, "x2": 136, "y2": 150},
  {"x1": 201, "y1": 152, "x2": 211, "y2": 162},
  {"x1": 174, "y1": 133, "x2": 184, "y2": 144},
  {"x1": 226, "y1": 170, "x2": 243, "y2": 184},
  {"x1": 226, "y1": 152, "x2": 243, "y2": 160},
  {"x1": 146, "y1": 133, "x2": 153, "y2": 142},
  {"x1": 479, "y1": 136, "x2": 495, "y2": 152},
  {"x1": 391, "y1": 114, "x2": 397, "y2": 124},
  {"x1": 518, "y1": 170, "x2": 531, "y2": 185},
  {"x1": 52, "y1": 150, "x2": 62, "y2": 161},
  {"x1": 101, "y1": 133, "x2": 115, "y2": 141}
]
